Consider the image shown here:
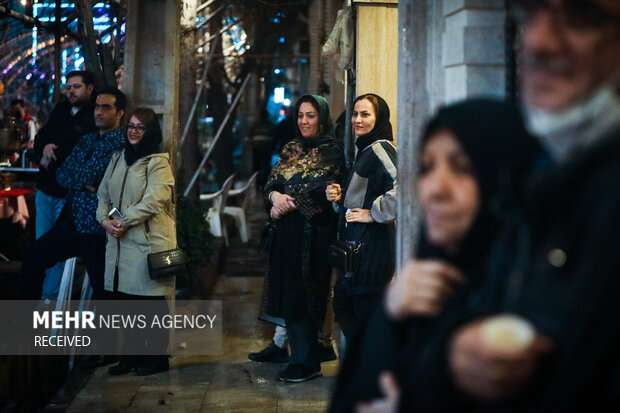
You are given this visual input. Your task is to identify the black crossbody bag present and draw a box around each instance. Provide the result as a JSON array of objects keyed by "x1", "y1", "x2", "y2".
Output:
[
  {"x1": 328, "y1": 239, "x2": 362, "y2": 273},
  {"x1": 328, "y1": 204, "x2": 363, "y2": 272},
  {"x1": 142, "y1": 158, "x2": 187, "y2": 280},
  {"x1": 148, "y1": 246, "x2": 187, "y2": 280}
]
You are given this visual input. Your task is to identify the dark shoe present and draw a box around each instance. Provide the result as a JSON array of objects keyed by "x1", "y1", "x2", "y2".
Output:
[
  {"x1": 108, "y1": 356, "x2": 141, "y2": 375},
  {"x1": 136, "y1": 357, "x2": 169, "y2": 376},
  {"x1": 248, "y1": 342, "x2": 289, "y2": 363},
  {"x1": 319, "y1": 344, "x2": 338, "y2": 363},
  {"x1": 80, "y1": 355, "x2": 119, "y2": 369},
  {"x1": 278, "y1": 364, "x2": 322, "y2": 383},
  {"x1": 108, "y1": 361, "x2": 136, "y2": 376}
]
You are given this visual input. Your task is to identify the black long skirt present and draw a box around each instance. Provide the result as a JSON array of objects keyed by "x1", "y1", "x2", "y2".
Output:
[{"x1": 264, "y1": 210, "x2": 333, "y2": 325}]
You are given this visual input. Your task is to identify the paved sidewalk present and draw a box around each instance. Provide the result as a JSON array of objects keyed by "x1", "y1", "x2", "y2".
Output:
[{"x1": 64, "y1": 198, "x2": 339, "y2": 412}]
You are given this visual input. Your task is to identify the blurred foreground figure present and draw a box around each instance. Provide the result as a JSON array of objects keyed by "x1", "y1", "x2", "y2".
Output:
[
  {"x1": 448, "y1": 0, "x2": 620, "y2": 411},
  {"x1": 329, "y1": 99, "x2": 540, "y2": 412},
  {"x1": 333, "y1": 0, "x2": 620, "y2": 411}
]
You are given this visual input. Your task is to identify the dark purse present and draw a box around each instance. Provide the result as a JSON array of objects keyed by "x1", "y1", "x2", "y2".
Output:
[
  {"x1": 328, "y1": 239, "x2": 362, "y2": 273},
  {"x1": 260, "y1": 220, "x2": 279, "y2": 252},
  {"x1": 148, "y1": 248, "x2": 187, "y2": 280},
  {"x1": 141, "y1": 162, "x2": 186, "y2": 280}
]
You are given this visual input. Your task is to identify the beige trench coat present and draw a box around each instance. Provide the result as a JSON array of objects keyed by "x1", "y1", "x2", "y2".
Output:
[{"x1": 96, "y1": 151, "x2": 176, "y2": 296}]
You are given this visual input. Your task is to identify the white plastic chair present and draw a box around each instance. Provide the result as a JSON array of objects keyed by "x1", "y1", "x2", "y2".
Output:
[
  {"x1": 200, "y1": 174, "x2": 235, "y2": 246},
  {"x1": 54, "y1": 257, "x2": 93, "y2": 369},
  {"x1": 223, "y1": 171, "x2": 257, "y2": 243}
]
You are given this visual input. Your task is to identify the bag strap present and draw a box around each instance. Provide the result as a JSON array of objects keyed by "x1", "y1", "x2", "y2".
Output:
[
  {"x1": 111, "y1": 151, "x2": 122, "y2": 175},
  {"x1": 109, "y1": 152, "x2": 122, "y2": 210},
  {"x1": 143, "y1": 155, "x2": 177, "y2": 248}
]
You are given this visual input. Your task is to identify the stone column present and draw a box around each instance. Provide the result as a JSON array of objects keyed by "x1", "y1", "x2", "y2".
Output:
[
  {"x1": 396, "y1": 0, "x2": 429, "y2": 271},
  {"x1": 325, "y1": 0, "x2": 345, "y2": 117},
  {"x1": 178, "y1": 0, "x2": 200, "y2": 197},
  {"x1": 123, "y1": 0, "x2": 181, "y2": 172},
  {"x1": 442, "y1": 0, "x2": 506, "y2": 102},
  {"x1": 308, "y1": 0, "x2": 325, "y2": 93}
]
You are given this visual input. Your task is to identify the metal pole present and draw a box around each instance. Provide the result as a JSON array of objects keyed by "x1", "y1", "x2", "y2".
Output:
[
  {"x1": 0, "y1": 5, "x2": 76, "y2": 38},
  {"x1": 53, "y1": 0, "x2": 62, "y2": 103},
  {"x1": 197, "y1": 19, "x2": 242, "y2": 49},
  {"x1": 344, "y1": 69, "x2": 356, "y2": 169},
  {"x1": 396, "y1": 0, "x2": 429, "y2": 272},
  {"x1": 192, "y1": 4, "x2": 225, "y2": 33},
  {"x1": 96, "y1": 21, "x2": 122, "y2": 40},
  {"x1": 197, "y1": 0, "x2": 217, "y2": 14},
  {"x1": 179, "y1": 32, "x2": 220, "y2": 147},
  {"x1": 184, "y1": 73, "x2": 251, "y2": 197},
  {"x1": 222, "y1": 38, "x2": 245, "y2": 54}
]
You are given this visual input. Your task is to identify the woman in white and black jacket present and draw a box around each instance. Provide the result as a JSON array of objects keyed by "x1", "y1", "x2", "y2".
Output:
[{"x1": 326, "y1": 93, "x2": 397, "y2": 341}]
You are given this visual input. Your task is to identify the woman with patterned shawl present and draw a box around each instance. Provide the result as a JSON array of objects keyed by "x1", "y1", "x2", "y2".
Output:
[{"x1": 262, "y1": 95, "x2": 346, "y2": 383}]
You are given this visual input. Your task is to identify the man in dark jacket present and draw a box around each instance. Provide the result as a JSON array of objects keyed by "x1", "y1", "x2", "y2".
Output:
[
  {"x1": 446, "y1": 0, "x2": 620, "y2": 411},
  {"x1": 20, "y1": 87, "x2": 126, "y2": 302},
  {"x1": 27, "y1": 70, "x2": 96, "y2": 300}
]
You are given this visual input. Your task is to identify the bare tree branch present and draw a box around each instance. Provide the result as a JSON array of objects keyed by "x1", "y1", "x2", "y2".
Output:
[
  {"x1": 74, "y1": 0, "x2": 106, "y2": 89},
  {"x1": 0, "y1": 4, "x2": 78, "y2": 39}
]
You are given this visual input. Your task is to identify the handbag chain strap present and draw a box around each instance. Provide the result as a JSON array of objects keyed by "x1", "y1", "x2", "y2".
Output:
[{"x1": 143, "y1": 155, "x2": 177, "y2": 251}]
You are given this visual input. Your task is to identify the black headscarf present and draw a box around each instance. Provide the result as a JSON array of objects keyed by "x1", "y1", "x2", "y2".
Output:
[
  {"x1": 354, "y1": 93, "x2": 393, "y2": 153},
  {"x1": 416, "y1": 98, "x2": 541, "y2": 272},
  {"x1": 124, "y1": 116, "x2": 163, "y2": 166}
]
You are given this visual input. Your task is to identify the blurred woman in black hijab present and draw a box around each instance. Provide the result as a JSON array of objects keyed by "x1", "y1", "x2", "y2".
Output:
[{"x1": 330, "y1": 98, "x2": 542, "y2": 412}]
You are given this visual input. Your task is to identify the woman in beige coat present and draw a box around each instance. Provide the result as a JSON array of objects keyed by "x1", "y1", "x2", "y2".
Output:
[{"x1": 96, "y1": 107, "x2": 175, "y2": 376}]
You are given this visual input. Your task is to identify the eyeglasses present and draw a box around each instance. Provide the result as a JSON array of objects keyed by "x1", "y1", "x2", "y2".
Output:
[
  {"x1": 127, "y1": 124, "x2": 146, "y2": 133},
  {"x1": 509, "y1": 0, "x2": 620, "y2": 30}
]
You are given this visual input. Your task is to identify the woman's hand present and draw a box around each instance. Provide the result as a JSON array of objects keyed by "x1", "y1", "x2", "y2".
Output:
[
  {"x1": 355, "y1": 371, "x2": 400, "y2": 413},
  {"x1": 270, "y1": 191, "x2": 296, "y2": 217},
  {"x1": 345, "y1": 208, "x2": 374, "y2": 223},
  {"x1": 40, "y1": 155, "x2": 52, "y2": 169},
  {"x1": 449, "y1": 321, "x2": 553, "y2": 401},
  {"x1": 326, "y1": 183, "x2": 342, "y2": 202},
  {"x1": 385, "y1": 259, "x2": 464, "y2": 319},
  {"x1": 102, "y1": 219, "x2": 126, "y2": 238},
  {"x1": 270, "y1": 206, "x2": 282, "y2": 220}
]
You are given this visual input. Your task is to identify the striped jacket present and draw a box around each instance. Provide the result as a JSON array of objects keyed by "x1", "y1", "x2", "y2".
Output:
[{"x1": 341, "y1": 138, "x2": 397, "y2": 294}]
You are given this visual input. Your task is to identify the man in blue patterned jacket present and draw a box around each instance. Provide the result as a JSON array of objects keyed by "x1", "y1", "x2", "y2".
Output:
[{"x1": 19, "y1": 87, "x2": 126, "y2": 301}]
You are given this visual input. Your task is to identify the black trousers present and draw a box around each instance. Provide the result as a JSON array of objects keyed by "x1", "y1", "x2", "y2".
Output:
[
  {"x1": 19, "y1": 216, "x2": 108, "y2": 300},
  {"x1": 333, "y1": 277, "x2": 381, "y2": 341},
  {"x1": 285, "y1": 314, "x2": 320, "y2": 370},
  {"x1": 113, "y1": 292, "x2": 169, "y2": 363}
]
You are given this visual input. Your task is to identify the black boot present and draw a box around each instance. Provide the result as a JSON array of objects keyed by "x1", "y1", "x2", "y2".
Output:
[
  {"x1": 248, "y1": 342, "x2": 289, "y2": 363},
  {"x1": 80, "y1": 355, "x2": 119, "y2": 369},
  {"x1": 109, "y1": 356, "x2": 141, "y2": 376},
  {"x1": 278, "y1": 364, "x2": 322, "y2": 383},
  {"x1": 319, "y1": 343, "x2": 338, "y2": 363},
  {"x1": 136, "y1": 355, "x2": 169, "y2": 376}
]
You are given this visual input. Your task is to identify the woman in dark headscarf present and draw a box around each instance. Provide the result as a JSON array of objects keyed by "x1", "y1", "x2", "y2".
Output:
[
  {"x1": 97, "y1": 107, "x2": 175, "y2": 376},
  {"x1": 261, "y1": 95, "x2": 346, "y2": 382},
  {"x1": 329, "y1": 99, "x2": 542, "y2": 412},
  {"x1": 326, "y1": 93, "x2": 398, "y2": 341}
]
